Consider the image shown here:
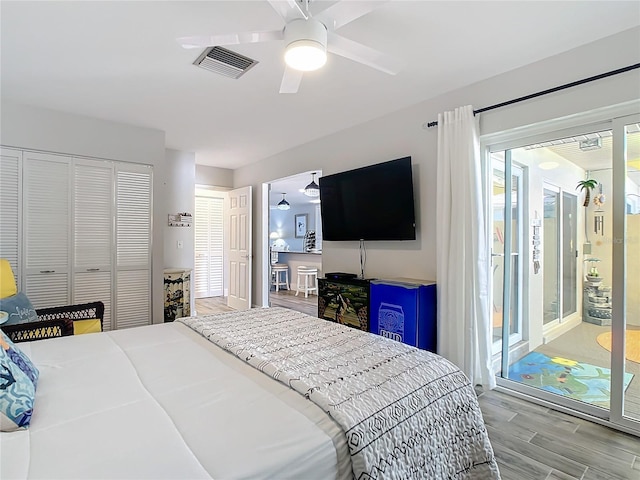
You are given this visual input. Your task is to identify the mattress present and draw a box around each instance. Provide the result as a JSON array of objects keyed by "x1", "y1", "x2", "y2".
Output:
[{"x1": 0, "y1": 321, "x2": 351, "y2": 479}]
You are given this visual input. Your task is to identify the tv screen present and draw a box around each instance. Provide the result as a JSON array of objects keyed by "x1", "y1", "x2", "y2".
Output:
[{"x1": 319, "y1": 157, "x2": 416, "y2": 241}]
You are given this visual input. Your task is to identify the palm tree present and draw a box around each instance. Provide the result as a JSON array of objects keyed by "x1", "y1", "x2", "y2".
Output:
[{"x1": 576, "y1": 179, "x2": 598, "y2": 207}]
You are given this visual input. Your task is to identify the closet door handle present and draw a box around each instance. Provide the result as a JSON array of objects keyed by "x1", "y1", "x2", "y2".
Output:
[
  {"x1": 40, "y1": 270, "x2": 55, "y2": 273},
  {"x1": 86, "y1": 268, "x2": 100, "y2": 272}
]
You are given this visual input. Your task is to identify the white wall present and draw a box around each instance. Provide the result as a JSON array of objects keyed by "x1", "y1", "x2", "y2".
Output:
[
  {"x1": 270, "y1": 204, "x2": 318, "y2": 252},
  {"x1": 233, "y1": 27, "x2": 640, "y2": 307},
  {"x1": 0, "y1": 101, "x2": 167, "y2": 324},
  {"x1": 163, "y1": 149, "x2": 196, "y2": 269},
  {"x1": 196, "y1": 164, "x2": 233, "y2": 188},
  {"x1": 163, "y1": 149, "x2": 196, "y2": 313}
]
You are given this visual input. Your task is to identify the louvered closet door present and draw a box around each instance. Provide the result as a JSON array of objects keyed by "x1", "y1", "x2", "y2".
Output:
[
  {"x1": 115, "y1": 164, "x2": 152, "y2": 329},
  {"x1": 73, "y1": 159, "x2": 114, "y2": 330},
  {"x1": 0, "y1": 148, "x2": 21, "y2": 285},
  {"x1": 195, "y1": 196, "x2": 224, "y2": 298},
  {"x1": 23, "y1": 152, "x2": 70, "y2": 308}
]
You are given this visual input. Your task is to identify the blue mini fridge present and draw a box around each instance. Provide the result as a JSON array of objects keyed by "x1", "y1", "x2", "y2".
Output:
[{"x1": 369, "y1": 279, "x2": 437, "y2": 352}]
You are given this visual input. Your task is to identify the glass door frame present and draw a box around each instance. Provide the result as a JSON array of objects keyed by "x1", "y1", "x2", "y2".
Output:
[
  {"x1": 610, "y1": 113, "x2": 639, "y2": 431},
  {"x1": 481, "y1": 106, "x2": 640, "y2": 435},
  {"x1": 542, "y1": 182, "x2": 562, "y2": 329},
  {"x1": 541, "y1": 182, "x2": 580, "y2": 333},
  {"x1": 490, "y1": 158, "x2": 524, "y2": 358}
]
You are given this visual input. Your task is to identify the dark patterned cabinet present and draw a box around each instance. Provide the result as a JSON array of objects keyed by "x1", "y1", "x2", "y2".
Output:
[{"x1": 317, "y1": 278, "x2": 370, "y2": 331}]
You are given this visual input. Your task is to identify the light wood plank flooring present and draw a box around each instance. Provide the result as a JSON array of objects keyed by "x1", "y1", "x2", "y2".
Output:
[
  {"x1": 194, "y1": 295, "x2": 639, "y2": 480},
  {"x1": 269, "y1": 289, "x2": 317, "y2": 316}
]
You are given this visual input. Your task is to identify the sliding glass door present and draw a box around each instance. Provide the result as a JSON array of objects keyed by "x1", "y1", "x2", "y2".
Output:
[{"x1": 485, "y1": 112, "x2": 640, "y2": 435}]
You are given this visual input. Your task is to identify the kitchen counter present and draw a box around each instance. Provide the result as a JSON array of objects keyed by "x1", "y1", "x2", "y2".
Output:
[
  {"x1": 274, "y1": 252, "x2": 322, "y2": 290},
  {"x1": 273, "y1": 250, "x2": 322, "y2": 255}
]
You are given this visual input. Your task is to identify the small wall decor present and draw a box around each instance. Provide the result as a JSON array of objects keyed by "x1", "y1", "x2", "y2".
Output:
[
  {"x1": 594, "y1": 211, "x2": 605, "y2": 235},
  {"x1": 531, "y1": 213, "x2": 541, "y2": 274},
  {"x1": 576, "y1": 178, "x2": 598, "y2": 207},
  {"x1": 168, "y1": 212, "x2": 193, "y2": 227},
  {"x1": 295, "y1": 213, "x2": 308, "y2": 238},
  {"x1": 593, "y1": 184, "x2": 605, "y2": 235}
]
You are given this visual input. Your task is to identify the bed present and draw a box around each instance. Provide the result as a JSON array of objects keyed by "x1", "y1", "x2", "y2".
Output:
[{"x1": 1, "y1": 307, "x2": 501, "y2": 479}]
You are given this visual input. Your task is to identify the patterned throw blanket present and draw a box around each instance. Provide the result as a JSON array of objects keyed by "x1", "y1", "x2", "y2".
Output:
[{"x1": 179, "y1": 308, "x2": 500, "y2": 479}]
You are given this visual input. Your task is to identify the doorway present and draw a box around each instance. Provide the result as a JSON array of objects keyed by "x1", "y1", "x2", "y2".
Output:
[
  {"x1": 264, "y1": 171, "x2": 323, "y2": 314},
  {"x1": 541, "y1": 184, "x2": 579, "y2": 333},
  {"x1": 194, "y1": 195, "x2": 224, "y2": 299}
]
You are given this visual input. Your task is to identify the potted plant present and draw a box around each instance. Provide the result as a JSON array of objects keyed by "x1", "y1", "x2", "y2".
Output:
[{"x1": 576, "y1": 179, "x2": 598, "y2": 207}]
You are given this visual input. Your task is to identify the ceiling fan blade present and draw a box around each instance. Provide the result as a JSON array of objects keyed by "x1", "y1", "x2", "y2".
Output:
[
  {"x1": 327, "y1": 31, "x2": 403, "y2": 75},
  {"x1": 267, "y1": 0, "x2": 308, "y2": 21},
  {"x1": 177, "y1": 30, "x2": 283, "y2": 49},
  {"x1": 314, "y1": 1, "x2": 387, "y2": 31},
  {"x1": 279, "y1": 66, "x2": 303, "y2": 94}
]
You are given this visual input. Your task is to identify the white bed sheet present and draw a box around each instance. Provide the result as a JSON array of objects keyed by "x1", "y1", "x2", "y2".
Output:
[{"x1": 1, "y1": 322, "x2": 349, "y2": 480}]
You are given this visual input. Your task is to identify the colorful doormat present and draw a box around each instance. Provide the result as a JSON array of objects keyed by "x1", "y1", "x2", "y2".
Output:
[
  {"x1": 596, "y1": 330, "x2": 640, "y2": 364},
  {"x1": 508, "y1": 352, "x2": 634, "y2": 408}
]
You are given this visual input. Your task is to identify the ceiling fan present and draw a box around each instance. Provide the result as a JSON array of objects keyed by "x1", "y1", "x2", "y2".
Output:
[{"x1": 177, "y1": 0, "x2": 402, "y2": 94}]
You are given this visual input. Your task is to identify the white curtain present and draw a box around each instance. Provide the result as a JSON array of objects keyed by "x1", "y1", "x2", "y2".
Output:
[{"x1": 436, "y1": 105, "x2": 495, "y2": 389}]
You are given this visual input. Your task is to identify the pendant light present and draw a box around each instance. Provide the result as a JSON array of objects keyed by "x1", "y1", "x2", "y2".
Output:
[
  {"x1": 304, "y1": 173, "x2": 320, "y2": 197},
  {"x1": 277, "y1": 193, "x2": 290, "y2": 210}
]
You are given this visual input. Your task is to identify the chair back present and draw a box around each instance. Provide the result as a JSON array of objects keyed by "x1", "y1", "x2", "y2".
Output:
[{"x1": 0, "y1": 259, "x2": 18, "y2": 299}]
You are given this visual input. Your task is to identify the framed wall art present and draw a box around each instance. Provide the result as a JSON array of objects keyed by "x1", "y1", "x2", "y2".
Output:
[{"x1": 295, "y1": 213, "x2": 308, "y2": 238}]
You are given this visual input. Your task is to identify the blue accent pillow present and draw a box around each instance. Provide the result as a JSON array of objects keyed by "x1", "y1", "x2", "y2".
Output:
[
  {"x1": 0, "y1": 292, "x2": 38, "y2": 326},
  {"x1": 0, "y1": 331, "x2": 38, "y2": 431},
  {"x1": 0, "y1": 331, "x2": 39, "y2": 387}
]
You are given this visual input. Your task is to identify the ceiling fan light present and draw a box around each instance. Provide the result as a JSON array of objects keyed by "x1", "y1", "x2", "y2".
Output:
[
  {"x1": 285, "y1": 40, "x2": 326, "y2": 71},
  {"x1": 283, "y1": 18, "x2": 327, "y2": 72}
]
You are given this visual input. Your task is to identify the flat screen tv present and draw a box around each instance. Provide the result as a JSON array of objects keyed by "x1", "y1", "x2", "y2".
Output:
[{"x1": 319, "y1": 156, "x2": 416, "y2": 241}]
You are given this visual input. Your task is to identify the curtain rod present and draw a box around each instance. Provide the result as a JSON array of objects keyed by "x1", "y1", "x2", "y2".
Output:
[{"x1": 423, "y1": 63, "x2": 640, "y2": 129}]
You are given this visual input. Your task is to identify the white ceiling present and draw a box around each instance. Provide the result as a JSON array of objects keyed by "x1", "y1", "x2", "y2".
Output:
[{"x1": 1, "y1": 1, "x2": 639, "y2": 170}]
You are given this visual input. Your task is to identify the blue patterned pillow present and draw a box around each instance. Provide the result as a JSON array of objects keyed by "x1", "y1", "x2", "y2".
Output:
[
  {"x1": 0, "y1": 334, "x2": 37, "y2": 431},
  {"x1": 0, "y1": 292, "x2": 38, "y2": 325},
  {"x1": 0, "y1": 331, "x2": 39, "y2": 387}
]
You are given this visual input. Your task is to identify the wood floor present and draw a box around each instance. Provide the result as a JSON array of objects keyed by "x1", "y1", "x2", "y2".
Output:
[{"x1": 194, "y1": 295, "x2": 640, "y2": 480}]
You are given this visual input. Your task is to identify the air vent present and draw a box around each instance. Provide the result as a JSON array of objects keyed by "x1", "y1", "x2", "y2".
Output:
[{"x1": 194, "y1": 46, "x2": 258, "y2": 79}]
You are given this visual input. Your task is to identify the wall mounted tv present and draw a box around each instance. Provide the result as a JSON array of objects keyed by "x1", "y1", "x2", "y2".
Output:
[{"x1": 319, "y1": 156, "x2": 416, "y2": 241}]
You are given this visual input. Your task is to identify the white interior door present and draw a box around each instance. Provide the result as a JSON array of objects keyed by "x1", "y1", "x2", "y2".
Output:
[
  {"x1": 114, "y1": 164, "x2": 152, "y2": 329},
  {"x1": 227, "y1": 186, "x2": 252, "y2": 310},
  {"x1": 73, "y1": 158, "x2": 113, "y2": 330},
  {"x1": 22, "y1": 152, "x2": 71, "y2": 308},
  {"x1": 0, "y1": 148, "x2": 21, "y2": 285}
]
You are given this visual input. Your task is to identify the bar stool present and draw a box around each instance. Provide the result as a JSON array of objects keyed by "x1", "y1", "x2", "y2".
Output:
[
  {"x1": 271, "y1": 263, "x2": 289, "y2": 291},
  {"x1": 295, "y1": 266, "x2": 318, "y2": 298}
]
